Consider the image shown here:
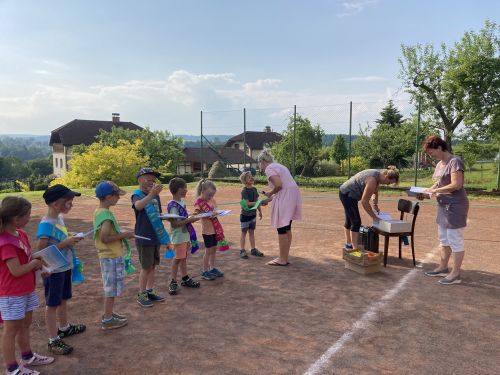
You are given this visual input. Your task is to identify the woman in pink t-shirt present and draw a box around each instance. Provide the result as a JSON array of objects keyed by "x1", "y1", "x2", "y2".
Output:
[
  {"x1": 0, "y1": 197, "x2": 54, "y2": 375},
  {"x1": 258, "y1": 149, "x2": 302, "y2": 266}
]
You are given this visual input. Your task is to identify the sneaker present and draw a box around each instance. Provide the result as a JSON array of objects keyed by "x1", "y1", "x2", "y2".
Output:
[
  {"x1": 101, "y1": 316, "x2": 128, "y2": 330},
  {"x1": 48, "y1": 338, "x2": 73, "y2": 355},
  {"x1": 344, "y1": 243, "x2": 353, "y2": 250},
  {"x1": 181, "y1": 277, "x2": 200, "y2": 288},
  {"x1": 112, "y1": 312, "x2": 127, "y2": 321},
  {"x1": 21, "y1": 353, "x2": 54, "y2": 366},
  {"x1": 137, "y1": 292, "x2": 154, "y2": 308},
  {"x1": 439, "y1": 275, "x2": 461, "y2": 285},
  {"x1": 147, "y1": 290, "x2": 165, "y2": 302},
  {"x1": 239, "y1": 249, "x2": 249, "y2": 259},
  {"x1": 209, "y1": 268, "x2": 224, "y2": 277},
  {"x1": 424, "y1": 268, "x2": 449, "y2": 277},
  {"x1": 7, "y1": 365, "x2": 40, "y2": 375},
  {"x1": 201, "y1": 271, "x2": 216, "y2": 280},
  {"x1": 169, "y1": 280, "x2": 178, "y2": 295},
  {"x1": 250, "y1": 248, "x2": 264, "y2": 257},
  {"x1": 57, "y1": 323, "x2": 86, "y2": 338}
]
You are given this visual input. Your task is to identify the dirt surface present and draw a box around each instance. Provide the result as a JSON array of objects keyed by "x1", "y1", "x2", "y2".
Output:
[{"x1": 2, "y1": 186, "x2": 500, "y2": 374}]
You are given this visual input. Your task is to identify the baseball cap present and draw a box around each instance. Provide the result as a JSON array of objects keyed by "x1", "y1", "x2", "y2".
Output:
[
  {"x1": 136, "y1": 167, "x2": 161, "y2": 179},
  {"x1": 95, "y1": 181, "x2": 126, "y2": 198},
  {"x1": 43, "y1": 184, "x2": 81, "y2": 204}
]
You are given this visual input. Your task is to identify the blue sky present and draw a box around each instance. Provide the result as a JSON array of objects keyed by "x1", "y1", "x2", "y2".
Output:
[{"x1": 0, "y1": 0, "x2": 497, "y2": 136}]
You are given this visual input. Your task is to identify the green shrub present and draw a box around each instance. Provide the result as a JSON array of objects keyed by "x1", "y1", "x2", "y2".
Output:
[
  {"x1": 313, "y1": 160, "x2": 340, "y2": 177},
  {"x1": 208, "y1": 161, "x2": 230, "y2": 178}
]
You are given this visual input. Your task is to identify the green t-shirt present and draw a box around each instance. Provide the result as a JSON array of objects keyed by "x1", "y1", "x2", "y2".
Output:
[{"x1": 168, "y1": 199, "x2": 190, "y2": 245}]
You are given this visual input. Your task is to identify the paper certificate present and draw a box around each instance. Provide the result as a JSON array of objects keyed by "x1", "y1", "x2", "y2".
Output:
[{"x1": 32, "y1": 245, "x2": 69, "y2": 273}]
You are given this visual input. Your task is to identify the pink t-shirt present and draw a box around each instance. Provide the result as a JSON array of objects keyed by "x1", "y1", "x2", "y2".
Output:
[
  {"x1": 0, "y1": 230, "x2": 36, "y2": 297},
  {"x1": 194, "y1": 198, "x2": 217, "y2": 235}
]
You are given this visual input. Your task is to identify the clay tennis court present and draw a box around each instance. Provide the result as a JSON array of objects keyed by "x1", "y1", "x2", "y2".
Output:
[{"x1": 7, "y1": 185, "x2": 500, "y2": 374}]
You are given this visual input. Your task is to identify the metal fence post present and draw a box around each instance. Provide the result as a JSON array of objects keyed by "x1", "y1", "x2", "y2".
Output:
[
  {"x1": 496, "y1": 145, "x2": 500, "y2": 191},
  {"x1": 348, "y1": 101, "x2": 352, "y2": 178},
  {"x1": 292, "y1": 105, "x2": 296, "y2": 177},
  {"x1": 200, "y1": 110, "x2": 203, "y2": 177},
  {"x1": 243, "y1": 108, "x2": 246, "y2": 170},
  {"x1": 414, "y1": 97, "x2": 422, "y2": 186}
]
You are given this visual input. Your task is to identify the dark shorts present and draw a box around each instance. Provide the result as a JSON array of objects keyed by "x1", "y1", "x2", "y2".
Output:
[
  {"x1": 277, "y1": 221, "x2": 292, "y2": 235},
  {"x1": 240, "y1": 214, "x2": 257, "y2": 231},
  {"x1": 202, "y1": 234, "x2": 218, "y2": 248},
  {"x1": 137, "y1": 244, "x2": 160, "y2": 269},
  {"x1": 44, "y1": 269, "x2": 72, "y2": 307}
]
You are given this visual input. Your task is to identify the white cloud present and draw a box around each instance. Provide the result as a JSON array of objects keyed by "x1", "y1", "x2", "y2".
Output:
[
  {"x1": 34, "y1": 70, "x2": 52, "y2": 75},
  {"x1": 337, "y1": 0, "x2": 378, "y2": 17}
]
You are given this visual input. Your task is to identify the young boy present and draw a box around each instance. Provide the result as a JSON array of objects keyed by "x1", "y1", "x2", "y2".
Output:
[
  {"x1": 239, "y1": 171, "x2": 264, "y2": 259},
  {"x1": 94, "y1": 181, "x2": 135, "y2": 330},
  {"x1": 167, "y1": 178, "x2": 201, "y2": 295},
  {"x1": 131, "y1": 167, "x2": 166, "y2": 307},
  {"x1": 36, "y1": 184, "x2": 86, "y2": 355}
]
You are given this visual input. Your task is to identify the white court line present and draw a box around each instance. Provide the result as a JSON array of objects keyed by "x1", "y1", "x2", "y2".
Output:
[{"x1": 303, "y1": 247, "x2": 438, "y2": 375}]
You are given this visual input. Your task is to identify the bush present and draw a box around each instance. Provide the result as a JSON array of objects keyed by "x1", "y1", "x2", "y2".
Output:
[
  {"x1": 159, "y1": 173, "x2": 195, "y2": 184},
  {"x1": 340, "y1": 156, "x2": 369, "y2": 175},
  {"x1": 313, "y1": 160, "x2": 340, "y2": 177},
  {"x1": 208, "y1": 161, "x2": 230, "y2": 179}
]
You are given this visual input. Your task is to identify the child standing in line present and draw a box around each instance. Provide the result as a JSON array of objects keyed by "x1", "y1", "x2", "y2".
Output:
[
  {"x1": 0, "y1": 197, "x2": 55, "y2": 375},
  {"x1": 166, "y1": 178, "x2": 201, "y2": 295},
  {"x1": 193, "y1": 179, "x2": 229, "y2": 281},
  {"x1": 239, "y1": 171, "x2": 264, "y2": 259},
  {"x1": 131, "y1": 167, "x2": 170, "y2": 307},
  {"x1": 94, "y1": 181, "x2": 135, "y2": 330},
  {"x1": 36, "y1": 185, "x2": 86, "y2": 355}
]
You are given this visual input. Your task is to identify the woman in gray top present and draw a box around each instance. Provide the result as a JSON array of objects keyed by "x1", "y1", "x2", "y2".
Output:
[
  {"x1": 421, "y1": 135, "x2": 469, "y2": 285},
  {"x1": 339, "y1": 166, "x2": 400, "y2": 250}
]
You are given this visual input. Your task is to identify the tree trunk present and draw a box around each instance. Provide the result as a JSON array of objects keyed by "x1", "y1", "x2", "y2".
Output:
[{"x1": 444, "y1": 128, "x2": 453, "y2": 152}]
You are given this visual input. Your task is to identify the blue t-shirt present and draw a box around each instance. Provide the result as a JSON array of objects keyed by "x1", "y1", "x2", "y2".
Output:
[
  {"x1": 132, "y1": 192, "x2": 162, "y2": 246},
  {"x1": 37, "y1": 215, "x2": 73, "y2": 273}
]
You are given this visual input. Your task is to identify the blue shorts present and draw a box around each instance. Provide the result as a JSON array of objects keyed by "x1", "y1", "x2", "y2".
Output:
[
  {"x1": 44, "y1": 269, "x2": 72, "y2": 307},
  {"x1": 99, "y1": 257, "x2": 125, "y2": 298},
  {"x1": 0, "y1": 291, "x2": 39, "y2": 321}
]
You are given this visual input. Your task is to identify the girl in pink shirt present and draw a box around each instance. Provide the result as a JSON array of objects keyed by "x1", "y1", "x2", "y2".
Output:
[{"x1": 0, "y1": 197, "x2": 54, "y2": 375}]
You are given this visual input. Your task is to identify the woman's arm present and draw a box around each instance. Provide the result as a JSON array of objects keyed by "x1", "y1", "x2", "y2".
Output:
[
  {"x1": 371, "y1": 191, "x2": 380, "y2": 213},
  {"x1": 266, "y1": 175, "x2": 283, "y2": 196},
  {"x1": 429, "y1": 171, "x2": 464, "y2": 194},
  {"x1": 361, "y1": 177, "x2": 379, "y2": 221}
]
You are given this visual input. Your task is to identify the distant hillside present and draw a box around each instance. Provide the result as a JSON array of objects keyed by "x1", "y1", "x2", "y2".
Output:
[
  {"x1": 179, "y1": 134, "x2": 356, "y2": 147},
  {"x1": 0, "y1": 135, "x2": 51, "y2": 160}
]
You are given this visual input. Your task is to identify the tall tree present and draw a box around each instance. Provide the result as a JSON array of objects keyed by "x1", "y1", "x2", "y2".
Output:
[
  {"x1": 375, "y1": 100, "x2": 404, "y2": 127},
  {"x1": 271, "y1": 114, "x2": 324, "y2": 176},
  {"x1": 399, "y1": 20, "x2": 500, "y2": 149},
  {"x1": 330, "y1": 135, "x2": 348, "y2": 171}
]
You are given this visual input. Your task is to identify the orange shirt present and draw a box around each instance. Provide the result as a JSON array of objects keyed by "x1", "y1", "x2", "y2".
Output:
[{"x1": 195, "y1": 198, "x2": 217, "y2": 235}]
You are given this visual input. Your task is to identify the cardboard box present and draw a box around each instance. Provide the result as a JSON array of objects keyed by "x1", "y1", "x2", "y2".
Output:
[
  {"x1": 343, "y1": 249, "x2": 381, "y2": 275},
  {"x1": 373, "y1": 219, "x2": 412, "y2": 233}
]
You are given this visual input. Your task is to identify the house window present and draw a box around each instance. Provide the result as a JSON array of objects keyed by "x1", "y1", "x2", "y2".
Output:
[
  {"x1": 234, "y1": 143, "x2": 239, "y2": 149},
  {"x1": 55, "y1": 158, "x2": 58, "y2": 168},
  {"x1": 60, "y1": 158, "x2": 64, "y2": 169}
]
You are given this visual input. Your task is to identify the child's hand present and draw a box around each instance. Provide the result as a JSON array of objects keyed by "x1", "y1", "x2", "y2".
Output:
[
  {"x1": 122, "y1": 231, "x2": 135, "y2": 239},
  {"x1": 41, "y1": 270, "x2": 51, "y2": 279},
  {"x1": 32, "y1": 257, "x2": 47, "y2": 270},
  {"x1": 150, "y1": 183, "x2": 163, "y2": 196},
  {"x1": 188, "y1": 215, "x2": 200, "y2": 223}
]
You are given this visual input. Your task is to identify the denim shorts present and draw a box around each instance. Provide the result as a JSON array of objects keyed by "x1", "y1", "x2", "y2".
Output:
[
  {"x1": 100, "y1": 257, "x2": 125, "y2": 298},
  {"x1": 240, "y1": 214, "x2": 257, "y2": 231},
  {"x1": 44, "y1": 269, "x2": 72, "y2": 307},
  {"x1": 0, "y1": 291, "x2": 39, "y2": 321}
]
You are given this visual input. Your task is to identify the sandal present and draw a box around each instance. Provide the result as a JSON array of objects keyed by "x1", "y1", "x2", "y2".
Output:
[
  {"x1": 58, "y1": 323, "x2": 86, "y2": 338},
  {"x1": 181, "y1": 277, "x2": 200, "y2": 288},
  {"x1": 21, "y1": 353, "x2": 55, "y2": 366},
  {"x1": 266, "y1": 259, "x2": 290, "y2": 266}
]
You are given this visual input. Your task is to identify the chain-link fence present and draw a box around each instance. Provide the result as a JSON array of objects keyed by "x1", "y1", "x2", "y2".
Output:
[{"x1": 195, "y1": 99, "x2": 423, "y2": 180}]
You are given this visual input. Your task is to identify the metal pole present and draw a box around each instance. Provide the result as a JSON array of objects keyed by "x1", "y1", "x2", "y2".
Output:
[
  {"x1": 414, "y1": 97, "x2": 422, "y2": 186},
  {"x1": 348, "y1": 101, "x2": 352, "y2": 178},
  {"x1": 243, "y1": 108, "x2": 246, "y2": 170},
  {"x1": 292, "y1": 105, "x2": 296, "y2": 177},
  {"x1": 200, "y1": 110, "x2": 203, "y2": 177}
]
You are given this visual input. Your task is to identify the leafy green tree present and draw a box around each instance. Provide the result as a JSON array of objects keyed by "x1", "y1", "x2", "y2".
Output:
[
  {"x1": 375, "y1": 100, "x2": 404, "y2": 127},
  {"x1": 454, "y1": 138, "x2": 482, "y2": 172},
  {"x1": 95, "y1": 126, "x2": 184, "y2": 173},
  {"x1": 26, "y1": 157, "x2": 53, "y2": 176},
  {"x1": 399, "y1": 20, "x2": 500, "y2": 149},
  {"x1": 271, "y1": 115, "x2": 325, "y2": 176},
  {"x1": 52, "y1": 140, "x2": 148, "y2": 188},
  {"x1": 330, "y1": 135, "x2": 348, "y2": 167}
]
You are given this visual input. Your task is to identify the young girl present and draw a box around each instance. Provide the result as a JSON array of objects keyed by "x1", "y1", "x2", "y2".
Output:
[
  {"x1": 0, "y1": 197, "x2": 54, "y2": 375},
  {"x1": 193, "y1": 179, "x2": 229, "y2": 280}
]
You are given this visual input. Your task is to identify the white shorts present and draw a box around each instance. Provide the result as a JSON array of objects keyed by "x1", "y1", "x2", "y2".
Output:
[
  {"x1": 0, "y1": 291, "x2": 39, "y2": 321},
  {"x1": 438, "y1": 224, "x2": 465, "y2": 252}
]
